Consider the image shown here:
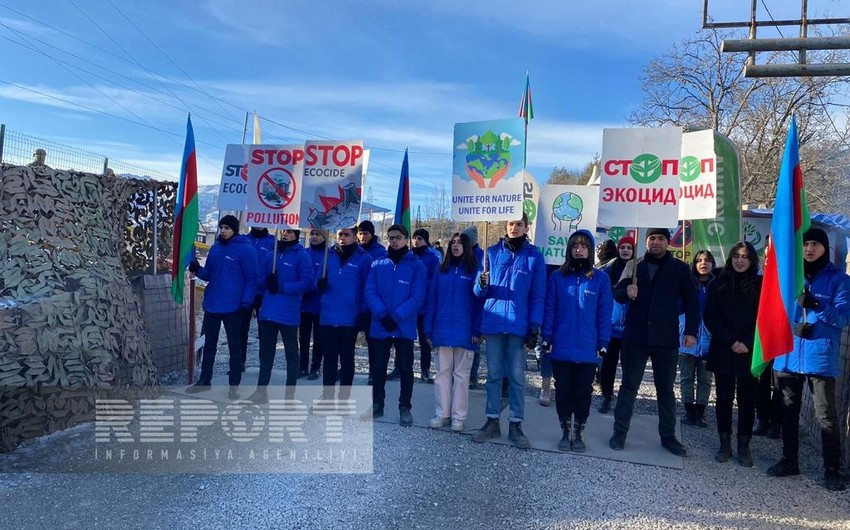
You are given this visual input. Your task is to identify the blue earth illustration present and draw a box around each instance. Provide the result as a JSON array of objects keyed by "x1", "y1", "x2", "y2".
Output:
[{"x1": 552, "y1": 192, "x2": 583, "y2": 231}]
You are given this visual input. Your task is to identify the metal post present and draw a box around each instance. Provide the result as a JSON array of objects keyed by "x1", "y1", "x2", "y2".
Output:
[
  {"x1": 800, "y1": 0, "x2": 808, "y2": 64},
  {"x1": 0, "y1": 124, "x2": 5, "y2": 164},
  {"x1": 188, "y1": 276, "x2": 196, "y2": 384},
  {"x1": 103, "y1": 157, "x2": 109, "y2": 175},
  {"x1": 152, "y1": 185, "x2": 159, "y2": 275},
  {"x1": 747, "y1": 0, "x2": 757, "y2": 66}
]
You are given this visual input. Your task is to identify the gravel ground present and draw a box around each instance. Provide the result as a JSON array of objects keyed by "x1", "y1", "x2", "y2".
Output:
[{"x1": 3, "y1": 326, "x2": 848, "y2": 529}]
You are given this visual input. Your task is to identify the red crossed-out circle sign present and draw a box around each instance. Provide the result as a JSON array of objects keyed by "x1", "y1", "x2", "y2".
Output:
[{"x1": 256, "y1": 167, "x2": 296, "y2": 210}]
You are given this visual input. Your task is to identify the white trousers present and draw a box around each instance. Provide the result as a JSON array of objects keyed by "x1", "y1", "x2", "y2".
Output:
[{"x1": 434, "y1": 346, "x2": 474, "y2": 420}]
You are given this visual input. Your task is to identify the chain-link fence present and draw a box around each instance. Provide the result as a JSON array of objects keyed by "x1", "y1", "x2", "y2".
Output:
[{"x1": 0, "y1": 125, "x2": 176, "y2": 181}]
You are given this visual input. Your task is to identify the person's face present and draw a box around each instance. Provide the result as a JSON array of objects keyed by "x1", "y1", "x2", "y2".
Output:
[
  {"x1": 695, "y1": 254, "x2": 714, "y2": 276},
  {"x1": 646, "y1": 235, "x2": 669, "y2": 257},
  {"x1": 357, "y1": 230, "x2": 372, "y2": 244},
  {"x1": 618, "y1": 243, "x2": 633, "y2": 260},
  {"x1": 506, "y1": 219, "x2": 528, "y2": 238},
  {"x1": 387, "y1": 230, "x2": 408, "y2": 250},
  {"x1": 571, "y1": 242, "x2": 589, "y2": 259},
  {"x1": 309, "y1": 230, "x2": 325, "y2": 245},
  {"x1": 803, "y1": 241, "x2": 826, "y2": 262},
  {"x1": 336, "y1": 229, "x2": 355, "y2": 246},
  {"x1": 730, "y1": 248, "x2": 752, "y2": 273},
  {"x1": 450, "y1": 237, "x2": 464, "y2": 257},
  {"x1": 412, "y1": 235, "x2": 427, "y2": 248},
  {"x1": 281, "y1": 229, "x2": 297, "y2": 242},
  {"x1": 219, "y1": 225, "x2": 234, "y2": 240}
]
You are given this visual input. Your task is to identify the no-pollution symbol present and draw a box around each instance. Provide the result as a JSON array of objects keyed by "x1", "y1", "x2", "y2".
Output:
[{"x1": 257, "y1": 167, "x2": 296, "y2": 210}]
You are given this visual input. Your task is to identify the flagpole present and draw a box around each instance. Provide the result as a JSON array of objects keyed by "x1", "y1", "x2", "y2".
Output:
[{"x1": 322, "y1": 229, "x2": 330, "y2": 278}]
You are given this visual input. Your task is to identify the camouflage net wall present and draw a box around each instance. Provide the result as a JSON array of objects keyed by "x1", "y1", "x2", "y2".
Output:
[{"x1": 0, "y1": 163, "x2": 171, "y2": 452}]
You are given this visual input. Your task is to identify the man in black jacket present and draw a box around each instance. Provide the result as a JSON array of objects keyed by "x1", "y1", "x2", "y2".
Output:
[{"x1": 608, "y1": 228, "x2": 699, "y2": 456}]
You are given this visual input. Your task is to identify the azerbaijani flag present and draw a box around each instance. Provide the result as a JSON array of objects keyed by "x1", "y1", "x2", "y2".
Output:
[
  {"x1": 394, "y1": 148, "x2": 411, "y2": 236},
  {"x1": 171, "y1": 115, "x2": 200, "y2": 305},
  {"x1": 751, "y1": 116, "x2": 810, "y2": 377},
  {"x1": 518, "y1": 71, "x2": 534, "y2": 123}
]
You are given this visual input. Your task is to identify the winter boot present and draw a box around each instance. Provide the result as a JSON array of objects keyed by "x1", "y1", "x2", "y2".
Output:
[
  {"x1": 598, "y1": 395, "x2": 612, "y2": 414},
  {"x1": 508, "y1": 422, "x2": 531, "y2": 449},
  {"x1": 558, "y1": 418, "x2": 571, "y2": 452},
  {"x1": 715, "y1": 432, "x2": 732, "y2": 463},
  {"x1": 572, "y1": 423, "x2": 587, "y2": 453},
  {"x1": 694, "y1": 404, "x2": 708, "y2": 428},
  {"x1": 472, "y1": 418, "x2": 500, "y2": 443},
  {"x1": 682, "y1": 403, "x2": 696, "y2": 426},
  {"x1": 736, "y1": 435, "x2": 753, "y2": 467}
]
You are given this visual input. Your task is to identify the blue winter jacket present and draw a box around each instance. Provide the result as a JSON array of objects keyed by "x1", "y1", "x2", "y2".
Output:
[
  {"x1": 424, "y1": 262, "x2": 482, "y2": 350},
  {"x1": 365, "y1": 250, "x2": 426, "y2": 340},
  {"x1": 247, "y1": 232, "x2": 276, "y2": 286},
  {"x1": 413, "y1": 247, "x2": 442, "y2": 315},
  {"x1": 602, "y1": 258, "x2": 629, "y2": 339},
  {"x1": 301, "y1": 244, "x2": 327, "y2": 315},
  {"x1": 319, "y1": 245, "x2": 373, "y2": 327},
  {"x1": 361, "y1": 239, "x2": 388, "y2": 261},
  {"x1": 542, "y1": 269, "x2": 614, "y2": 363},
  {"x1": 474, "y1": 239, "x2": 546, "y2": 337},
  {"x1": 196, "y1": 234, "x2": 257, "y2": 314},
  {"x1": 257, "y1": 243, "x2": 315, "y2": 326},
  {"x1": 679, "y1": 279, "x2": 712, "y2": 358},
  {"x1": 774, "y1": 262, "x2": 850, "y2": 377}
]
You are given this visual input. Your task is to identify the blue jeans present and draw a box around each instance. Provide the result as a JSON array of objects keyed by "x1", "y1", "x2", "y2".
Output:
[
  {"x1": 484, "y1": 334, "x2": 526, "y2": 422},
  {"x1": 535, "y1": 344, "x2": 553, "y2": 378}
]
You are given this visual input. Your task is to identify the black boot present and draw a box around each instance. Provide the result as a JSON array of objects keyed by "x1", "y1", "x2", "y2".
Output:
[
  {"x1": 682, "y1": 403, "x2": 696, "y2": 426},
  {"x1": 753, "y1": 418, "x2": 770, "y2": 436},
  {"x1": 572, "y1": 423, "x2": 586, "y2": 453},
  {"x1": 737, "y1": 435, "x2": 753, "y2": 467},
  {"x1": 472, "y1": 418, "x2": 500, "y2": 443},
  {"x1": 386, "y1": 367, "x2": 400, "y2": 381},
  {"x1": 694, "y1": 404, "x2": 708, "y2": 428},
  {"x1": 598, "y1": 395, "x2": 612, "y2": 414},
  {"x1": 558, "y1": 419, "x2": 571, "y2": 451},
  {"x1": 715, "y1": 432, "x2": 732, "y2": 463},
  {"x1": 765, "y1": 422, "x2": 781, "y2": 439},
  {"x1": 508, "y1": 422, "x2": 531, "y2": 449},
  {"x1": 825, "y1": 469, "x2": 846, "y2": 491}
]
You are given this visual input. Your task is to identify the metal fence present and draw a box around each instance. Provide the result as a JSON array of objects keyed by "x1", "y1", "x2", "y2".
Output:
[{"x1": 0, "y1": 124, "x2": 176, "y2": 181}]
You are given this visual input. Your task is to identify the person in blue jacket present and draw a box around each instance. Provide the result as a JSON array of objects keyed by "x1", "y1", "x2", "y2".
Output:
[
  {"x1": 357, "y1": 220, "x2": 388, "y2": 385},
  {"x1": 598, "y1": 236, "x2": 634, "y2": 414},
  {"x1": 471, "y1": 214, "x2": 546, "y2": 450},
  {"x1": 318, "y1": 227, "x2": 373, "y2": 401},
  {"x1": 540, "y1": 230, "x2": 613, "y2": 452},
  {"x1": 678, "y1": 250, "x2": 718, "y2": 428},
  {"x1": 299, "y1": 229, "x2": 327, "y2": 380},
  {"x1": 768, "y1": 227, "x2": 850, "y2": 491},
  {"x1": 424, "y1": 232, "x2": 482, "y2": 432},
  {"x1": 238, "y1": 226, "x2": 276, "y2": 372},
  {"x1": 410, "y1": 228, "x2": 441, "y2": 384},
  {"x1": 187, "y1": 215, "x2": 257, "y2": 398},
  {"x1": 461, "y1": 224, "x2": 486, "y2": 390},
  {"x1": 247, "y1": 228, "x2": 314, "y2": 403},
  {"x1": 361, "y1": 224, "x2": 426, "y2": 426}
]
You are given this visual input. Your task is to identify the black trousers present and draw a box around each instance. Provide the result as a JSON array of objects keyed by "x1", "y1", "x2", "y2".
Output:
[
  {"x1": 776, "y1": 372, "x2": 842, "y2": 470},
  {"x1": 552, "y1": 360, "x2": 597, "y2": 425},
  {"x1": 257, "y1": 320, "x2": 299, "y2": 387},
  {"x1": 599, "y1": 337, "x2": 623, "y2": 398},
  {"x1": 755, "y1": 364, "x2": 782, "y2": 424},
  {"x1": 299, "y1": 311, "x2": 323, "y2": 373},
  {"x1": 714, "y1": 372, "x2": 757, "y2": 436},
  {"x1": 200, "y1": 311, "x2": 243, "y2": 386},
  {"x1": 416, "y1": 314, "x2": 432, "y2": 375},
  {"x1": 238, "y1": 295, "x2": 263, "y2": 367},
  {"x1": 320, "y1": 325, "x2": 358, "y2": 392},
  {"x1": 371, "y1": 338, "x2": 414, "y2": 409},
  {"x1": 613, "y1": 343, "x2": 679, "y2": 439}
]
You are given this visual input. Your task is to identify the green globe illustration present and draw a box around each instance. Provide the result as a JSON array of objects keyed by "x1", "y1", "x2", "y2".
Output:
[{"x1": 552, "y1": 192, "x2": 583, "y2": 231}]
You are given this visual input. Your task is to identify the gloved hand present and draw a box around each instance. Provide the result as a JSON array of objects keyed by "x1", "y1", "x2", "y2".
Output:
[
  {"x1": 188, "y1": 259, "x2": 200, "y2": 273},
  {"x1": 524, "y1": 327, "x2": 540, "y2": 349},
  {"x1": 478, "y1": 271, "x2": 489, "y2": 288},
  {"x1": 597, "y1": 347, "x2": 608, "y2": 358},
  {"x1": 798, "y1": 288, "x2": 819, "y2": 309},
  {"x1": 267, "y1": 272, "x2": 279, "y2": 294},
  {"x1": 317, "y1": 277, "x2": 329, "y2": 293},
  {"x1": 380, "y1": 315, "x2": 398, "y2": 332},
  {"x1": 794, "y1": 322, "x2": 814, "y2": 339},
  {"x1": 357, "y1": 313, "x2": 370, "y2": 332}
]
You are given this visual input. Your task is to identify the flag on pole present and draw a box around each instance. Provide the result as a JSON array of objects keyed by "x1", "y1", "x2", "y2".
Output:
[
  {"x1": 518, "y1": 72, "x2": 534, "y2": 123},
  {"x1": 253, "y1": 111, "x2": 262, "y2": 143},
  {"x1": 751, "y1": 116, "x2": 810, "y2": 377},
  {"x1": 394, "y1": 148, "x2": 411, "y2": 236},
  {"x1": 171, "y1": 115, "x2": 200, "y2": 305}
]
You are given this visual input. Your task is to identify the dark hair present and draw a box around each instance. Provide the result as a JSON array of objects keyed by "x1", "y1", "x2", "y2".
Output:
[
  {"x1": 505, "y1": 213, "x2": 529, "y2": 227},
  {"x1": 560, "y1": 230, "x2": 596, "y2": 277},
  {"x1": 440, "y1": 232, "x2": 479, "y2": 274},
  {"x1": 691, "y1": 250, "x2": 719, "y2": 281},
  {"x1": 716, "y1": 241, "x2": 760, "y2": 295},
  {"x1": 387, "y1": 224, "x2": 409, "y2": 238},
  {"x1": 596, "y1": 239, "x2": 616, "y2": 262}
]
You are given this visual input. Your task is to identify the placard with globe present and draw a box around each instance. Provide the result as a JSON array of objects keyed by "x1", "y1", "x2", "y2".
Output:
[{"x1": 535, "y1": 184, "x2": 600, "y2": 265}]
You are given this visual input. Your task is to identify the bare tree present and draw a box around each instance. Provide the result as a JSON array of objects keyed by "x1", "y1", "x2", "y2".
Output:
[
  {"x1": 420, "y1": 183, "x2": 458, "y2": 244},
  {"x1": 629, "y1": 28, "x2": 850, "y2": 214},
  {"x1": 548, "y1": 157, "x2": 599, "y2": 185}
]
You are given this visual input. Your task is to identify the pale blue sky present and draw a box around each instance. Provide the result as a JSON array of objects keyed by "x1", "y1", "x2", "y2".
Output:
[{"x1": 0, "y1": 0, "x2": 829, "y2": 212}]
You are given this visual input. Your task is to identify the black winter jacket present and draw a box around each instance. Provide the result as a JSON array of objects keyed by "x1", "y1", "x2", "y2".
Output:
[{"x1": 703, "y1": 271, "x2": 762, "y2": 377}]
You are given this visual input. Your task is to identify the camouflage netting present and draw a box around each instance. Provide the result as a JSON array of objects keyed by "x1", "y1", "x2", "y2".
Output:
[{"x1": 0, "y1": 163, "x2": 167, "y2": 452}]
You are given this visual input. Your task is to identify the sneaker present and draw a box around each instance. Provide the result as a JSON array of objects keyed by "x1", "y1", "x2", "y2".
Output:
[
  {"x1": 450, "y1": 419, "x2": 464, "y2": 432},
  {"x1": 767, "y1": 458, "x2": 800, "y2": 477},
  {"x1": 472, "y1": 418, "x2": 500, "y2": 443},
  {"x1": 661, "y1": 436, "x2": 687, "y2": 457},
  {"x1": 307, "y1": 370, "x2": 320, "y2": 381},
  {"x1": 609, "y1": 431, "x2": 626, "y2": 451},
  {"x1": 429, "y1": 417, "x2": 449, "y2": 429},
  {"x1": 598, "y1": 396, "x2": 612, "y2": 414},
  {"x1": 298, "y1": 369, "x2": 309, "y2": 379},
  {"x1": 508, "y1": 422, "x2": 531, "y2": 449},
  {"x1": 247, "y1": 388, "x2": 268, "y2": 404},
  {"x1": 228, "y1": 386, "x2": 240, "y2": 400},
  {"x1": 360, "y1": 404, "x2": 384, "y2": 421},
  {"x1": 185, "y1": 381, "x2": 211, "y2": 394},
  {"x1": 538, "y1": 389, "x2": 551, "y2": 407},
  {"x1": 399, "y1": 407, "x2": 413, "y2": 426},
  {"x1": 386, "y1": 368, "x2": 400, "y2": 381},
  {"x1": 420, "y1": 374, "x2": 434, "y2": 384},
  {"x1": 825, "y1": 470, "x2": 846, "y2": 491}
]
